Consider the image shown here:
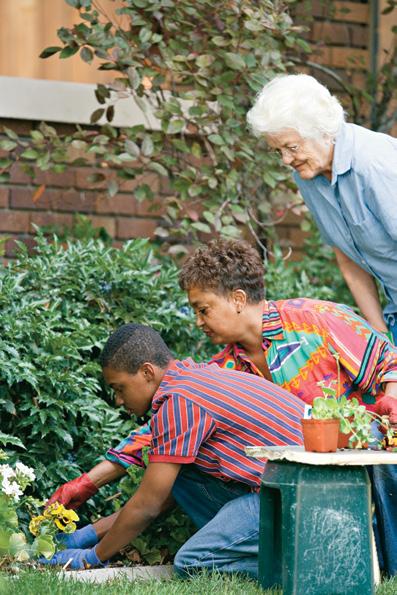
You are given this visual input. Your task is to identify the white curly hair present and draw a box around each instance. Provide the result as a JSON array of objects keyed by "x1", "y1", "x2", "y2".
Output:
[{"x1": 246, "y1": 74, "x2": 345, "y2": 140}]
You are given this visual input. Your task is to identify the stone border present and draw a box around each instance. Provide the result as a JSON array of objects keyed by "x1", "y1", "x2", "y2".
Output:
[{"x1": 59, "y1": 565, "x2": 173, "y2": 584}]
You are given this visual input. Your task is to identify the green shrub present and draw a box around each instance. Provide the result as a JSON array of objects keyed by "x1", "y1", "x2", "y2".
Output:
[
  {"x1": 267, "y1": 221, "x2": 355, "y2": 307},
  {"x1": 0, "y1": 234, "x2": 212, "y2": 503},
  {"x1": 0, "y1": 227, "x2": 351, "y2": 496}
]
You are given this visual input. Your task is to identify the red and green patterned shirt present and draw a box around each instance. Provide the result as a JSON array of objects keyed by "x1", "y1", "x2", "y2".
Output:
[{"x1": 211, "y1": 298, "x2": 397, "y2": 408}]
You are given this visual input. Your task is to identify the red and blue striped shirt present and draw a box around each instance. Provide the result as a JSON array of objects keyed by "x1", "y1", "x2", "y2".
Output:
[{"x1": 149, "y1": 358, "x2": 304, "y2": 488}]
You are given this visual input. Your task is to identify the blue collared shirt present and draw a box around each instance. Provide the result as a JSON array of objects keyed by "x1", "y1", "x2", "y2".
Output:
[{"x1": 293, "y1": 122, "x2": 397, "y2": 315}]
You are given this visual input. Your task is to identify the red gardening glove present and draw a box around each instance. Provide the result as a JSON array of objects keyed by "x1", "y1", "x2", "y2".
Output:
[
  {"x1": 374, "y1": 395, "x2": 397, "y2": 428},
  {"x1": 46, "y1": 473, "x2": 98, "y2": 510}
]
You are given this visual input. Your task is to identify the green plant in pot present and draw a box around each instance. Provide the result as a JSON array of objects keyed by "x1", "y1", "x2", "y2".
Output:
[
  {"x1": 301, "y1": 380, "x2": 393, "y2": 452},
  {"x1": 337, "y1": 396, "x2": 394, "y2": 450}
]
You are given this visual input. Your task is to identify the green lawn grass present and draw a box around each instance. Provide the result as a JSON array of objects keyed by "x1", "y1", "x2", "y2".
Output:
[
  {"x1": 0, "y1": 569, "x2": 270, "y2": 595},
  {"x1": 2, "y1": 569, "x2": 397, "y2": 595}
]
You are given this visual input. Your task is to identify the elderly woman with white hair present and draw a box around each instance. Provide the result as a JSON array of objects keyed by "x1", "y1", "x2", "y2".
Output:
[
  {"x1": 247, "y1": 73, "x2": 397, "y2": 576},
  {"x1": 247, "y1": 74, "x2": 397, "y2": 343}
]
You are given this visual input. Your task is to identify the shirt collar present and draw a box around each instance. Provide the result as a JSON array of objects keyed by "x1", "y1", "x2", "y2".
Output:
[
  {"x1": 151, "y1": 358, "x2": 196, "y2": 413},
  {"x1": 160, "y1": 358, "x2": 196, "y2": 384},
  {"x1": 331, "y1": 122, "x2": 353, "y2": 185},
  {"x1": 216, "y1": 302, "x2": 285, "y2": 366},
  {"x1": 262, "y1": 301, "x2": 284, "y2": 341}
]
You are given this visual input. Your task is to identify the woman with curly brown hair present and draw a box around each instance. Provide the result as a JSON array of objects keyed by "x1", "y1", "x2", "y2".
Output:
[
  {"x1": 179, "y1": 239, "x2": 397, "y2": 407},
  {"x1": 179, "y1": 238, "x2": 397, "y2": 576}
]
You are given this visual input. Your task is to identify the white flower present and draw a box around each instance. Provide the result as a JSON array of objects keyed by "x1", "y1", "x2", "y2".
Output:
[
  {"x1": 1, "y1": 477, "x2": 23, "y2": 501},
  {"x1": 0, "y1": 464, "x2": 16, "y2": 481},
  {"x1": 15, "y1": 462, "x2": 35, "y2": 482}
]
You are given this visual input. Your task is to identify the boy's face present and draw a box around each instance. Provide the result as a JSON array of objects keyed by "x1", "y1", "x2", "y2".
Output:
[
  {"x1": 103, "y1": 365, "x2": 156, "y2": 417},
  {"x1": 188, "y1": 286, "x2": 244, "y2": 345}
]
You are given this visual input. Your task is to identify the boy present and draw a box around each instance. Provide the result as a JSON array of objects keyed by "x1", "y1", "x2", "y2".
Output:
[{"x1": 42, "y1": 322, "x2": 304, "y2": 574}]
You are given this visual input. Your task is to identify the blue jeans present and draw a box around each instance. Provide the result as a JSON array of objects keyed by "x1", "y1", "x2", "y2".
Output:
[
  {"x1": 369, "y1": 465, "x2": 397, "y2": 576},
  {"x1": 172, "y1": 466, "x2": 260, "y2": 578}
]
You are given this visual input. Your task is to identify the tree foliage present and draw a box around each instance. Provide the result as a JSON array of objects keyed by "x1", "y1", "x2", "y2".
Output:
[
  {"x1": 1, "y1": 0, "x2": 309, "y2": 248},
  {"x1": 1, "y1": 1, "x2": 396, "y2": 251}
]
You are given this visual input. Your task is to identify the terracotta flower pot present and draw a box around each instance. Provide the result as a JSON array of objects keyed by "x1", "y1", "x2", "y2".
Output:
[
  {"x1": 301, "y1": 418, "x2": 340, "y2": 453},
  {"x1": 337, "y1": 429, "x2": 351, "y2": 449}
]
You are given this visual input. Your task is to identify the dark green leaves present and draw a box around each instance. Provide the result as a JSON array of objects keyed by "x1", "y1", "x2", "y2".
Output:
[
  {"x1": 80, "y1": 46, "x2": 94, "y2": 63},
  {"x1": 66, "y1": 0, "x2": 92, "y2": 8},
  {"x1": 166, "y1": 120, "x2": 184, "y2": 134},
  {"x1": 90, "y1": 108, "x2": 105, "y2": 124},
  {"x1": 0, "y1": 234, "x2": 213, "y2": 521},
  {"x1": 2, "y1": 0, "x2": 364, "y2": 247},
  {"x1": 0, "y1": 139, "x2": 17, "y2": 151},
  {"x1": 20, "y1": 149, "x2": 39, "y2": 160},
  {"x1": 125, "y1": 139, "x2": 140, "y2": 157},
  {"x1": 223, "y1": 52, "x2": 246, "y2": 71},
  {"x1": 60, "y1": 45, "x2": 80, "y2": 59},
  {"x1": 95, "y1": 84, "x2": 111, "y2": 104},
  {"x1": 39, "y1": 46, "x2": 62, "y2": 59},
  {"x1": 208, "y1": 134, "x2": 224, "y2": 146}
]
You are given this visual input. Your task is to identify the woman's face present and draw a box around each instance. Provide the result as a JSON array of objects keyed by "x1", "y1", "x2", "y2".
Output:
[
  {"x1": 266, "y1": 129, "x2": 334, "y2": 180},
  {"x1": 187, "y1": 286, "x2": 242, "y2": 345}
]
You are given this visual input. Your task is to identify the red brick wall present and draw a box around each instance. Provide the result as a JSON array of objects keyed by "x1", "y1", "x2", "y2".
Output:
[{"x1": 0, "y1": 120, "x2": 167, "y2": 258}]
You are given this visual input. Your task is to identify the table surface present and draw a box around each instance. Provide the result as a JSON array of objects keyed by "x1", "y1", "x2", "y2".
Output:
[{"x1": 245, "y1": 445, "x2": 397, "y2": 466}]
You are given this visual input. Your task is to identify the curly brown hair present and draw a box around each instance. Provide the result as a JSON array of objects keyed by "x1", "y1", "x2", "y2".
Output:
[{"x1": 179, "y1": 239, "x2": 265, "y2": 303}]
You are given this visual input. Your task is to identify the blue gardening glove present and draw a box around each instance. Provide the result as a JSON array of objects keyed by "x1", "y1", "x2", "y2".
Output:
[
  {"x1": 56, "y1": 524, "x2": 98, "y2": 549},
  {"x1": 39, "y1": 545, "x2": 107, "y2": 570}
]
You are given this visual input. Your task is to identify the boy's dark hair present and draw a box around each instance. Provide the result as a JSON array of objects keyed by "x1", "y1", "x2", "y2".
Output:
[
  {"x1": 99, "y1": 323, "x2": 172, "y2": 374},
  {"x1": 179, "y1": 239, "x2": 265, "y2": 303}
]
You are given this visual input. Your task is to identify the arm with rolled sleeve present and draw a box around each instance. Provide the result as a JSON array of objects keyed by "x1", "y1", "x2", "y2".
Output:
[
  {"x1": 105, "y1": 422, "x2": 152, "y2": 469},
  {"x1": 45, "y1": 395, "x2": 217, "y2": 567},
  {"x1": 334, "y1": 247, "x2": 388, "y2": 333},
  {"x1": 324, "y1": 306, "x2": 397, "y2": 423},
  {"x1": 95, "y1": 462, "x2": 181, "y2": 562},
  {"x1": 96, "y1": 396, "x2": 216, "y2": 561},
  {"x1": 314, "y1": 305, "x2": 397, "y2": 395},
  {"x1": 41, "y1": 462, "x2": 181, "y2": 568}
]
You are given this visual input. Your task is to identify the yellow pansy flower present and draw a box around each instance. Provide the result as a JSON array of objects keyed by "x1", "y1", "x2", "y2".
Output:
[
  {"x1": 29, "y1": 514, "x2": 46, "y2": 536},
  {"x1": 29, "y1": 501, "x2": 79, "y2": 536}
]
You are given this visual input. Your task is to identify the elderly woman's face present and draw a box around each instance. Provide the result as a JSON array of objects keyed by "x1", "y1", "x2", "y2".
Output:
[{"x1": 266, "y1": 129, "x2": 334, "y2": 180}]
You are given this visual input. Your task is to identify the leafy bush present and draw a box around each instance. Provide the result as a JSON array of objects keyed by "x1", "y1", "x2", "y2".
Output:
[
  {"x1": 266, "y1": 219, "x2": 355, "y2": 307},
  {"x1": 0, "y1": 234, "x2": 211, "y2": 506},
  {"x1": 0, "y1": 227, "x2": 351, "y2": 488}
]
